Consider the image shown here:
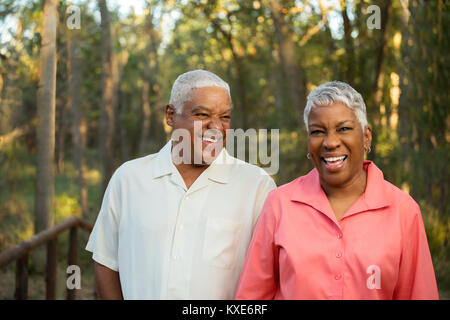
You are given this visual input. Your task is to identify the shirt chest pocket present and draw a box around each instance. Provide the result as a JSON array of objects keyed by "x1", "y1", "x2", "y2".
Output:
[{"x1": 203, "y1": 217, "x2": 242, "y2": 269}]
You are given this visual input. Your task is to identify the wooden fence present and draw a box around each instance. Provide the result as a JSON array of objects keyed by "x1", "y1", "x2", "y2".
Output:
[{"x1": 0, "y1": 217, "x2": 93, "y2": 300}]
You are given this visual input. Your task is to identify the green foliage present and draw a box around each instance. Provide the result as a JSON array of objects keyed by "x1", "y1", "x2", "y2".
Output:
[{"x1": 0, "y1": 0, "x2": 448, "y2": 298}]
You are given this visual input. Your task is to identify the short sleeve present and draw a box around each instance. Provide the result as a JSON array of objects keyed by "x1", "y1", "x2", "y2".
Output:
[
  {"x1": 251, "y1": 174, "x2": 277, "y2": 228},
  {"x1": 393, "y1": 201, "x2": 439, "y2": 299},
  {"x1": 85, "y1": 169, "x2": 122, "y2": 271},
  {"x1": 235, "y1": 191, "x2": 279, "y2": 299}
]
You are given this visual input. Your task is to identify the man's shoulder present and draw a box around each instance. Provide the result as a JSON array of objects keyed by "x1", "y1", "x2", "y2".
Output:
[
  {"x1": 225, "y1": 154, "x2": 273, "y2": 182},
  {"x1": 113, "y1": 153, "x2": 159, "y2": 179}
]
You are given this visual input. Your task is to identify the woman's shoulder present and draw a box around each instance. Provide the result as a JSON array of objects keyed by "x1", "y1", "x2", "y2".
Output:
[
  {"x1": 381, "y1": 179, "x2": 421, "y2": 217},
  {"x1": 266, "y1": 172, "x2": 313, "y2": 203}
]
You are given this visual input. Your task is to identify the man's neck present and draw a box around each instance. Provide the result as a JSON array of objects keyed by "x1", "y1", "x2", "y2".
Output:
[{"x1": 173, "y1": 162, "x2": 209, "y2": 190}]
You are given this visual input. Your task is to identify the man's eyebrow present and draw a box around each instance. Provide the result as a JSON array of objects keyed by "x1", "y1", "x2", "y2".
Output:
[
  {"x1": 191, "y1": 106, "x2": 211, "y2": 112},
  {"x1": 191, "y1": 106, "x2": 232, "y2": 114}
]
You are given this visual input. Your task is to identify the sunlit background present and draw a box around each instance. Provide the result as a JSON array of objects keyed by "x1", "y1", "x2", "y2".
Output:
[{"x1": 0, "y1": 0, "x2": 448, "y2": 299}]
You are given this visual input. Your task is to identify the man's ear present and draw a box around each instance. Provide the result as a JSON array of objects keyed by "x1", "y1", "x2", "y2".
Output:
[{"x1": 165, "y1": 104, "x2": 175, "y2": 127}]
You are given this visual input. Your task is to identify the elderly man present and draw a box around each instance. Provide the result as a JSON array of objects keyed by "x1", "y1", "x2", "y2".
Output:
[{"x1": 86, "y1": 70, "x2": 276, "y2": 299}]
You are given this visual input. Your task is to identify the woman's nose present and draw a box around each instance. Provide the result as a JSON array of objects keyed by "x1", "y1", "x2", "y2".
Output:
[{"x1": 323, "y1": 132, "x2": 340, "y2": 150}]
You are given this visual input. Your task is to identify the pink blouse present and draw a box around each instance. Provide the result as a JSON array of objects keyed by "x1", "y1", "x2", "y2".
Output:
[{"x1": 235, "y1": 161, "x2": 439, "y2": 299}]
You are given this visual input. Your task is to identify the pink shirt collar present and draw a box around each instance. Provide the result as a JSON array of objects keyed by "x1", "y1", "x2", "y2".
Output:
[{"x1": 291, "y1": 161, "x2": 391, "y2": 222}]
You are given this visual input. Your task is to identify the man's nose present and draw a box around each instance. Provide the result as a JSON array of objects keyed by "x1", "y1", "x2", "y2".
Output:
[{"x1": 207, "y1": 116, "x2": 224, "y2": 131}]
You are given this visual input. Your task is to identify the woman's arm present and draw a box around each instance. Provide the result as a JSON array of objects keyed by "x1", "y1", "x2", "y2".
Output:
[
  {"x1": 235, "y1": 194, "x2": 279, "y2": 299},
  {"x1": 393, "y1": 202, "x2": 439, "y2": 299}
]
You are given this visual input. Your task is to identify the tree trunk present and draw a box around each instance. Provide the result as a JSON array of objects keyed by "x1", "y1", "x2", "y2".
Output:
[
  {"x1": 210, "y1": 19, "x2": 249, "y2": 129},
  {"x1": 56, "y1": 96, "x2": 66, "y2": 174},
  {"x1": 371, "y1": 0, "x2": 392, "y2": 127},
  {"x1": 318, "y1": 0, "x2": 337, "y2": 77},
  {"x1": 339, "y1": 0, "x2": 355, "y2": 85},
  {"x1": 269, "y1": 0, "x2": 306, "y2": 129},
  {"x1": 139, "y1": 8, "x2": 157, "y2": 155},
  {"x1": 67, "y1": 29, "x2": 88, "y2": 219},
  {"x1": 0, "y1": 18, "x2": 23, "y2": 135},
  {"x1": 34, "y1": 0, "x2": 58, "y2": 234},
  {"x1": 98, "y1": 0, "x2": 117, "y2": 194}
]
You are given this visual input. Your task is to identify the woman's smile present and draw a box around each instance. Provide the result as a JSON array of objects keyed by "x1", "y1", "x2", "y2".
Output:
[{"x1": 321, "y1": 154, "x2": 348, "y2": 172}]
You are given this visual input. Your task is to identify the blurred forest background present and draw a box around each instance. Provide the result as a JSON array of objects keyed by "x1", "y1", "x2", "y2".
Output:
[{"x1": 0, "y1": 0, "x2": 448, "y2": 299}]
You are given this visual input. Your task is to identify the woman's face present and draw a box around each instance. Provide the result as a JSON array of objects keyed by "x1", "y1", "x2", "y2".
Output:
[{"x1": 307, "y1": 103, "x2": 372, "y2": 188}]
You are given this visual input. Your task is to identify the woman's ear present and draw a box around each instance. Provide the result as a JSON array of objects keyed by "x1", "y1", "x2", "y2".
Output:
[
  {"x1": 165, "y1": 104, "x2": 175, "y2": 127},
  {"x1": 364, "y1": 125, "x2": 372, "y2": 149}
]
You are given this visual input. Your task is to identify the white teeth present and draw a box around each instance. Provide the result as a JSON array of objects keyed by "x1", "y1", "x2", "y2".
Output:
[
  {"x1": 324, "y1": 156, "x2": 346, "y2": 162},
  {"x1": 203, "y1": 137, "x2": 217, "y2": 143}
]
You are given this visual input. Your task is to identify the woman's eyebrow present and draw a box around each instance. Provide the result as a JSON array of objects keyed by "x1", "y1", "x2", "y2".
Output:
[{"x1": 336, "y1": 120, "x2": 355, "y2": 126}]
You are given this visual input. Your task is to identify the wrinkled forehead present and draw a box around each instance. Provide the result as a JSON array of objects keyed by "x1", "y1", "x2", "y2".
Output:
[
  {"x1": 308, "y1": 103, "x2": 357, "y2": 122},
  {"x1": 183, "y1": 87, "x2": 232, "y2": 111}
]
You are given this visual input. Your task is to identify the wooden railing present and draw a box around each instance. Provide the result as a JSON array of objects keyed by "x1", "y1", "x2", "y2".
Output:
[{"x1": 0, "y1": 217, "x2": 93, "y2": 300}]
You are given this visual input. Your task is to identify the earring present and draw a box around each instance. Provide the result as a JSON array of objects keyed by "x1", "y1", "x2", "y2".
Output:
[
  {"x1": 366, "y1": 146, "x2": 371, "y2": 153},
  {"x1": 307, "y1": 153, "x2": 310, "y2": 159}
]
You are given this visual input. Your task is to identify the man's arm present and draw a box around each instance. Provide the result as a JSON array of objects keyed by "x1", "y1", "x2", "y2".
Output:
[{"x1": 94, "y1": 261, "x2": 124, "y2": 300}]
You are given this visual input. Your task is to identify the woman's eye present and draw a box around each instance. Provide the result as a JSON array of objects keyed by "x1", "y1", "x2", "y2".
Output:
[{"x1": 310, "y1": 130, "x2": 324, "y2": 135}]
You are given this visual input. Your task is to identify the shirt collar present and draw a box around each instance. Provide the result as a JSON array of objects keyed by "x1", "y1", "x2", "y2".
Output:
[
  {"x1": 151, "y1": 140, "x2": 232, "y2": 184},
  {"x1": 291, "y1": 161, "x2": 391, "y2": 219},
  {"x1": 151, "y1": 140, "x2": 174, "y2": 179}
]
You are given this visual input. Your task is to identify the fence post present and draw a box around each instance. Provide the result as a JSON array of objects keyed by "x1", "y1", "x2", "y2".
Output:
[
  {"x1": 46, "y1": 238, "x2": 57, "y2": 299},
  {"x1": 67, "y1": 226, "x2": 78, "y2": 300},
  {"x1": 15, "y1": 253, "x2": 29, "y2": 300}
]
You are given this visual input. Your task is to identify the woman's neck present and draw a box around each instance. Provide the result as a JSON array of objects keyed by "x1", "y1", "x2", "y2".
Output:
[{"x1": 320, "y1": 168, "x2": 368, "y2": 200}]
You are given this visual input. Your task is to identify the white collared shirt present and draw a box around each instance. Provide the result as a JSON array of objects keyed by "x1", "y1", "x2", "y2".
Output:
[{"x1": 86, "y1": 141, "x2": 276, "y2": 299}]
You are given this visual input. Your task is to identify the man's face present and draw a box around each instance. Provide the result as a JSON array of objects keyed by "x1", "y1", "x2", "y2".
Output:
[{"x1": 166, "y1": 86, "x2": 232, "y2": 166}]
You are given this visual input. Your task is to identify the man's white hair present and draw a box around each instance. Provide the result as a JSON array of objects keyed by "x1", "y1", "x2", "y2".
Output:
[
  {"x1": 303, "y1": 81, "x2": 368, "y2": 131},
  {"x1": 169, "y1": 70, "x2": 231, "y2": 114}
]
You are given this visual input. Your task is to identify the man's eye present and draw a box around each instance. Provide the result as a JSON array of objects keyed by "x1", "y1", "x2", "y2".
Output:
[
  {"x1": 221, "y1": 116, "x2": 231, "y2": 120},
  {"x1": 196, "y1": 113, "x2": 208, "y2": 117},
  {"x1": 338, "y1": 127, "x2": 352, "y2": 132}
]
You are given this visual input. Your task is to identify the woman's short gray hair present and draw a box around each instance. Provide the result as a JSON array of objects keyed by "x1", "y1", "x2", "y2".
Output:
[
  {"x1": 303, "y1": 81, "x2": 368, "y2": 131},
  {"x1": 169, "y1": 70, "x2": 231, "y2": 114}
]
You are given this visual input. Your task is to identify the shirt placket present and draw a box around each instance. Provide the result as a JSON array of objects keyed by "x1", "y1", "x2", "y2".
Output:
[
  {"x1": 330, "y1": 223, "x2": 345, "y2": 299},
  {"x1": 167, "y1": 192, "x2": 192, "y2": 299}
]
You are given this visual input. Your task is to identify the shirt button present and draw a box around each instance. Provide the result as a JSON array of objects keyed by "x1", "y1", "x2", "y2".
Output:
[
  {"x1": 185, "y1": 195, "x2": 190, "y2": 200},
  {"x1": 335, "y1": 274, "x2": 342, "y2": 280},
  {"x1": 173, "y1": 255, "x2": 178, "y2": 260},
  {"x1": 179, "y1": 224, "x2": 184, "y2": 230},
  {"x1": 336, "y1": 252, "x2": 342, "y2": 258},
  {"x1": 337, "y1": 233, "x2": 343, "y2": 239}
]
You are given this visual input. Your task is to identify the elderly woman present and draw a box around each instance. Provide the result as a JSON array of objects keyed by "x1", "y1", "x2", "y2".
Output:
[{"x1": 235, "y1": 81, "x2": 438, "y2": 300}]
